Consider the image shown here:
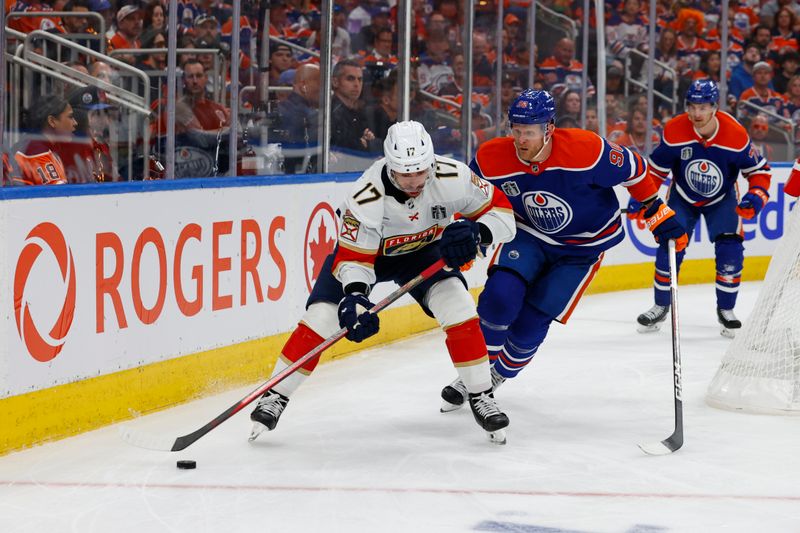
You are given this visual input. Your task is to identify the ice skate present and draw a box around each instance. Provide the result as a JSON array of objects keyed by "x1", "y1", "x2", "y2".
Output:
[
  {"x1": 717, "y1": 308, "x2": 741, "y2": 338},
  {"x1": 440, "y1": 368, "x2": 506, "y2": 413},
  {"x1": 637, "y1": 304, "x2": 670, "y2": 333},
  {"x1": 468, "y1": 389, "x2": 509, "y2": 445},
  {"x1": 248, "y1": 389, "x2": 289, "y2": 441}
]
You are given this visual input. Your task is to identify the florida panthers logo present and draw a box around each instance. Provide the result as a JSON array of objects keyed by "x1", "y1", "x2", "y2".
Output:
[
  {"x1": 523, "y1": 191, "x2": 573, "y2": 234},
  {"x1": 685, "y1": 159, "x2": 723, "y2": 197}
]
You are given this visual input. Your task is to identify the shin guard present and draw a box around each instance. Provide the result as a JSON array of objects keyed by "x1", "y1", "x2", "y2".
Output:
[{"x1": 445, "y1": 318, "x2": 491, "y2": 394}]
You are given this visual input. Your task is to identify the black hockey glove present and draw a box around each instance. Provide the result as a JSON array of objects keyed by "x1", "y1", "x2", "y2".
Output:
[
  {"x1": 439, "y1": 219, "x2": 481, "y2": 269},
  {"x1": 338, "y1": 293, "x2": 380, "y2": 343}
]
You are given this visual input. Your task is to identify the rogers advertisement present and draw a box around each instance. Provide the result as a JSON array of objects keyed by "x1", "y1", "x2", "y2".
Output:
[{"x1": 0, "y1": 167, "x2": 794, "y2": 398}]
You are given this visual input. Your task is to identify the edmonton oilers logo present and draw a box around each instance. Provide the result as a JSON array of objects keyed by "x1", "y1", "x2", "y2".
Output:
[
  {"x1": 522, "y1": 191, "x2": 572, "y2": 234},
  {"x1": 685, "y1": 159, "x2": 723, "y2": 197}
]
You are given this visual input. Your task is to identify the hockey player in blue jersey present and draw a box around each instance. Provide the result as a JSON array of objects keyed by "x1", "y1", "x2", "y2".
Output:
[
  {"x1": 439, "y1": 89, "x2": 689, "y2": 411},
  {"x1": 635, "y1": 80, "x2": 772, "y2": 337}
]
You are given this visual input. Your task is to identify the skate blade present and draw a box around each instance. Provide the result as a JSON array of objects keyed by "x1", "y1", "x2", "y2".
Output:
[
  {"x1": 720, "y1": 327, "x2": 737, "y2": 339},
  {"x1": 440, "y1": 399, "x2": 464, "y2": 413},
  {"x1": 637, "y1": 323, "x2": 662, "y2": 333},
  {"x1": 248, "y1": 422, "x2": 268, "y2": 442},
  {"x1": 488, "y1": 428, "x2": 507, "y2": 445}
]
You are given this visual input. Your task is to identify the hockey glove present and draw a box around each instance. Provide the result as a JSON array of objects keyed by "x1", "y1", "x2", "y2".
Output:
[
  {"x1": 626, "y1": 197, "x2": 645, "y2": 220},
  {"x1": 735, "y1": 187, "x2": 769, "y2": 220},
  {"x1": 439, "y1": 219, "x2": 481, "y2": 269},
  {"x1": 643, "y1": 198, "x2": 688, "y2": 252},
  {"x1": 338, "y1": 293, "x2": 380, "y2": 343}
]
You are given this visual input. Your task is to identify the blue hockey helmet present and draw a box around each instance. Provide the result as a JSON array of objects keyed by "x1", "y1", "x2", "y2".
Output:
[
  {"x1": 508, "y1": 89, "x2": 556, "y2": 125},
  {"x1": 685, "y1": 79, "x2": 720, "y2": 106}
]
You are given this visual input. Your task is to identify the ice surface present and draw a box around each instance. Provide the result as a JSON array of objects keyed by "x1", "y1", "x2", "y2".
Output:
[{"x1": 1, "y1": 283, "x2": 799, "y2": 533}]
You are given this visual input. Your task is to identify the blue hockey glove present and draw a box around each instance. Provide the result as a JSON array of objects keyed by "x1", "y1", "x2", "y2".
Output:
[
  {"x1": 735, "y1": 187, "x2": 769, "y2": 220},
  {"x1": 439, "y1": 219, "x2": 481, "y2": 269},
  {"x1": 643, "y1": 198, "x2": 688, "y2": 252},
  {"x1": 338, "y1": 293, "x2": 380, "y2": 343}
]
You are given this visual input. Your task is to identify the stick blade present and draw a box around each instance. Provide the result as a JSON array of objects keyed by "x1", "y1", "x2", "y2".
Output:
[
  {"x1": 638, "y1": 435, "x2": 683, "y2": 456},
  {"x1": 119, "y1": 425, "x2": 178, "y2": 452}
]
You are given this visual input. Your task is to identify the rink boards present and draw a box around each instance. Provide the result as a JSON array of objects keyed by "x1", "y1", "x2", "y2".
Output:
[{"x1": 0, "y1": 164, "x2": 795, "y2": 454}]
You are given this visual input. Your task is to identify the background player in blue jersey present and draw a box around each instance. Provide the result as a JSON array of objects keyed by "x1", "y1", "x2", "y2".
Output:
[
  {"x1": 439, "y1": 89, "x2": 688, "y2": 412},
  {"x1": 634, "y1": 80, "x2": 772, "y2": 338}
]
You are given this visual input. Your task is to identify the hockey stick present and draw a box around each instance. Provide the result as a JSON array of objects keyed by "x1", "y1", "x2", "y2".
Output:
[
  {"x1": 638, "y1": 238, "x2": 684, "y2": 455},
  {"x1": 120, "y1": 258, "x2": 447, "y2": 452}
]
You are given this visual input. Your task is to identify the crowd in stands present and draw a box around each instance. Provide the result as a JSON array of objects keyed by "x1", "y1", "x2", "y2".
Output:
[{"x1": 3, "y1": 0, "x2": 799, "y2": 184}]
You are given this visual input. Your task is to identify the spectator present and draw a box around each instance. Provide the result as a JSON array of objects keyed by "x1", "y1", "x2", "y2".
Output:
[
  {"x1": 8, "y1": 0, "x2": 63, "y2": 34},
  {"x1": 538, "y1": 37, "x2": 594, "y2": 96},
  {"x1": 137, "y1": 29, "x2": 167, "y2": 101},
  {"x1": 739, "y1": 61, "x2": 786, "y2": 120},
  {"x1": 365, "y1": 71, "x2": 399, "y2": 142},
  {"x1": 652, "y1": 27, "x2": 679, "y2": 114},
  {"x1": 269, "y1": 0, "x2": 294, "y2": 37},
  {"x1": 606, "y1": 0, "x2": 649, "y2": 63},
  {"x1": 751, "y1": 25, "x2": 774, "y2": 59},
  {"x1": 782, "y1": 74, "x2": 800, "y2": 124},
  {"x1": 557, "y1": 89, "x2": 582, "y2": 122},
  {"x1": 61, "y1": 0, "x2": 90, "y2": 34},
  {"x1": 361, "y1": 26, "x2": 397, "y2": 65},
  {"x1": 179, "y1": 59, "x2": 231, "y2": 131},
  {"x1": 143, "y1": 0, "x2": 165, "y2": 32},
  {"x1": 346, "y1": 0, "x2": 372, "y2": 36},
  {"x1": 61, "y1": 86, "x2": 115, "y2": 183},
  {"x1": 330, "y1": 59, "x2": 379, "y2": 153},
  {"x1": 761, "y1": 0, "x2": 800, "y2": 27},
  {"x1": 331, "y1": 6, "x2": 352, "y2": 60},
  {"x1": 12, "y1": 95, "x2": 73, "y2": 185},
  {"x1": 769, "y1": 7, "x2": 800, "y2": 61},
  {"x1": 269, "y1": 44, "x2": 295, "y2": 88},
  {"x1": 193, "y1": 14, "x2": 220, "y2": 47},
  {"x1": 729, "y1": 43, "x2": 763, "y2": 98},
  {"x1": 417, "y1": 30, "x2": 455, "y2": 96},
  {"x1": 607, "y1": 65, "x2": 626, "y2": 95},
  {"x1": 503, "y1": 13, "x2": 522, "y2": 50},
  {"x1": 775, "y1": 51, "x2": 800, "y2": 92},
  {"x1": 90, "y1": 60, "x2": 118, "y2": 87},
  {"x1": 353, "y1": 5, "x2": 391, "y2": 55},
  {"x1": 616, "y1": 107, "x2": 660, "y2": 155},
  {"x1": 747, "y1": 114, "x2": 775, "y2": 160},
  {"x1": 706, "y1": 10, "x2": 745, "y2": 70},
  {"x1": 585, "y1": 106, "x2": 600, "y2": 133},
  {"x1": 675, "y1": 8, "x2": 709, "y2": 78},
  {"x1": 471, "y1": 31, "x2": 494, "y2": 91},
  {"x1": 109, "y1": 5, "x2": 144, "y2": 64},
  {"x1": 694, "y1": 50, "x2": 723, "y2": 83},
  {"x1": 268, "y1": 63, "x2": 320, "y2": 173}
]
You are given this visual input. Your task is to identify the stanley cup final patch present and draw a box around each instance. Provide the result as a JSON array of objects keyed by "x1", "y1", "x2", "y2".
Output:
[
  {"x1": 340, "y1": 209, "x2": 361, "y2": 242},
  {"x1": 501, "y1": 181, "x2": 521, "y2": 197},
  {"x1": 681, "y1": 147, "x2": 692, "y2": 160}
]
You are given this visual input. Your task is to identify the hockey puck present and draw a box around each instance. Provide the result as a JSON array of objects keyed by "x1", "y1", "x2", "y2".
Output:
[{"x1": 176, "y1": 460, "x2": 196, "y2": 470}]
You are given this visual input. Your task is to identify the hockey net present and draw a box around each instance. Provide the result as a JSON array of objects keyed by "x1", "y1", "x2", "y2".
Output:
[{"x1": 706, "y1": 202, "x2": 800, "y2": 414}]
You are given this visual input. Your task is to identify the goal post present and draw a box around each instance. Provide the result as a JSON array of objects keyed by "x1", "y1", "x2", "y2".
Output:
[{"x1": 706, "y1": 201, "x2": 800, "y2": 415}]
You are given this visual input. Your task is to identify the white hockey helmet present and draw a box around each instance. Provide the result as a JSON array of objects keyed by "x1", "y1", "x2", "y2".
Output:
[{"x1": 383, "y1": 120, "x2": 435, "y2": 180}]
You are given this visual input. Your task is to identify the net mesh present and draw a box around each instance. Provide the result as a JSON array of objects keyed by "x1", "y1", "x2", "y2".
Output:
[{"x1": 706, "y1": 203, "x2": 800, "y2": 415}]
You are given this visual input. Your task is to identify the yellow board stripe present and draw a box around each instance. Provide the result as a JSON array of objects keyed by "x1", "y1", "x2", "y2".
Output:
[{"x1": 0, "y1": 256, "x2": 770, "y2": 456}]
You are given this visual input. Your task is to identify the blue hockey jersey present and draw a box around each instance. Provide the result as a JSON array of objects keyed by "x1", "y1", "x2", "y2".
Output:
[
  {"x1": 649, "y1": 111, "x2": 771, "y2": 207},
  {"x1": 470, "y1": 129, "x2": 656, "y2": 253}
]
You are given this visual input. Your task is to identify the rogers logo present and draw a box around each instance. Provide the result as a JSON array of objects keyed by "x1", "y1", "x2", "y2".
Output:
[
  {"x1": 13, "y1": 222, "x2": 76, "y2": 362},
  {"x1": 304, "y1": 203, "x2": 338, "y2": 292}
]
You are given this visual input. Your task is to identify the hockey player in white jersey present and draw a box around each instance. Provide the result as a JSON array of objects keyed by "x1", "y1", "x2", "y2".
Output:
[{"x1": 249, "y1": 121, "x2": 517, "y2": 444}]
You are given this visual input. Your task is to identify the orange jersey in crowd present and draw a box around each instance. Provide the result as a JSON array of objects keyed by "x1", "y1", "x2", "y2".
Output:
[
  {"x1": 13, "y1": 150, "x2": 68, "y2": 186},
  {"x1": 7, "y1": 0, "x2": 63, "y2": 33}
]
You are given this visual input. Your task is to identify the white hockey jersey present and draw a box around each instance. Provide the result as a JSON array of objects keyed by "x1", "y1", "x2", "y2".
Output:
[{"x1": 333, "y1": 155, "x2": 516, "y2": 289}]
